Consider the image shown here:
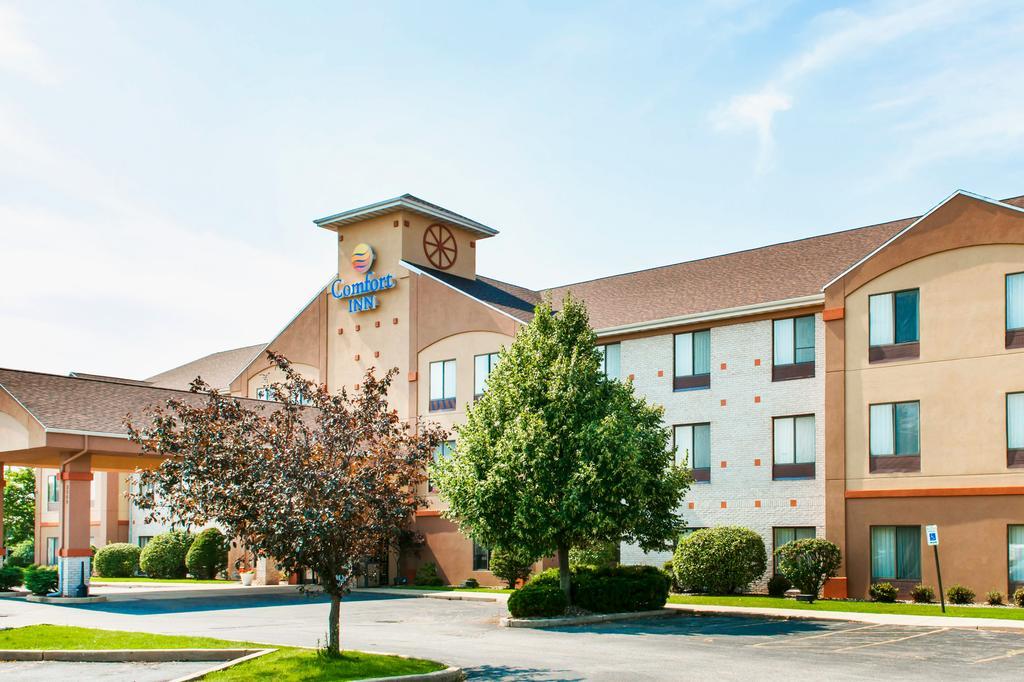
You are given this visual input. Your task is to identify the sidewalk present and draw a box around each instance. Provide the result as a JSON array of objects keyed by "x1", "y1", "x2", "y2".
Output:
[
  {"x1": 86, "y1": 582, "x2": 309, "y2": 601},
  {"x1": 666, "y1": 601, "x2": 1024, "y2": 631},
  {"x1": 364, "y1": 587, "x2": 509, "y2": 603}
]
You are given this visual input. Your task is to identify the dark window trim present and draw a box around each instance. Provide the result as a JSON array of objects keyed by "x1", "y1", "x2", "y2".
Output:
[
  {"x1": 870, "y1": 524, "x2": 922, "y2": 582},
  {"x1": 472, "y1": 541, "x2": 491, "y2": 572},
  {"x1": 772, "y1": 414, "x2": 816, "y2": 480},
  {"x1": 1007, "y1": 392, "x2": 1024, "y2": 468},
  {"x1": 1010, "y1": 524, "x2": 1024, "y2": 595},
  {"x1": 1006, "y1": 329, "x2": 1024, "y2": 349},
  {"x1": 428, "y1": 397, "x2": 456, "y2": 412},
  {"x1": 473, "y1": 352, "x2": 498, "y2": 401},
  {"x1": 692, "y1": 467, "x2": 711, "y2": 482},
  {"x1": 771, "y1": 315, "x2": 816, "y2": 381},
  {"x1": 673, "y1": 330, "x2": 711, "y2": 391},
  {"x1": 674, "y1": 422, "x2": 711, "y2": 482},
  {"x1": 429, "y1": 359, "x2": 457, "y2": 410},
  {"x1": 869, "y1": 400, "x2": 921, "y2": 468},
  {"x1": 869, "y1": 288, "x2": 920, "y2": 353},
  {"x1": 868, "y1": 341, "x2": 920, "y2": 363},
  {"x1": 1006, "y1": 272, "x2": 1024, "y2": 346}
]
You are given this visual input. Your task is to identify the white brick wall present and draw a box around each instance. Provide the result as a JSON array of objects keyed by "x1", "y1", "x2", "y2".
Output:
[{"x1": 619, "y1": 314, "x2": 825, "y2": 589}]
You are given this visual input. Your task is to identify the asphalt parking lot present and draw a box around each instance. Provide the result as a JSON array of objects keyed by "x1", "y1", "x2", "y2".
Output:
[{"x1": 4, "y1": 591, "x2": 1024, "y2": 680}]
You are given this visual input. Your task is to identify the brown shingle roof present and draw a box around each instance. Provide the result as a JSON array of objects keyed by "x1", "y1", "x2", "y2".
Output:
[{"x1": 146, "y1": 343, "x2": 267, "y2": 392}]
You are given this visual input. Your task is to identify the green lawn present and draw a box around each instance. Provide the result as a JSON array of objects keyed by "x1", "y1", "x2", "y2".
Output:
[
  {"x1": 0, "y1": 625, "x2": 445, "y2": 681},
  {"x1": 388, "y1": 584, "x2": 513, "y2": 594},
  {"x1": 90, "y1": 576, "x2": 234, "y2": 584},
  {"x1": 669, "y1": 594, "x2": 1024, "y2": 620}
]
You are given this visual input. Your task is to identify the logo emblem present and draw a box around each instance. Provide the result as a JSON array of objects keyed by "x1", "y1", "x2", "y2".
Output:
[{"x1": 351, "y1": 243, "x2": 374, "y2": 273}]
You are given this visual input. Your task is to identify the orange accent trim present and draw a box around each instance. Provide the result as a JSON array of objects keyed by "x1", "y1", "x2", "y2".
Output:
[
  {"x1": 375, "y1": 320, "x2": 381, "y2": 328},
  {"x1": 355, "y1": 324, "x2": 361, "y2": 332},
  {"x1": 823, "y1": 577, "x2": 847, "y2": 599},
  {"x1": 58, "y1": 548, "x2": 93, "y2": 557},
  {"x1": 754, "y1": 458, "x2": 761, "y2": 467},
  {"x1": 720, "y1": 362, "x2": 727, "y2": 370},
  {"x1": 374, "y1": 351, "x2": 380, "y2": 358},
  {"x1": 823, "y1": 307, "x2": 845, "y2": 321},
  {"x1": 628, "y1": 373, "x2": 635, "y2": 381},
  {"x1": 720, "y1": 461, "x2": 727, "y2": 468},
  {"x1": 754, "y1": 500, "x2": 761, "y2": 508},
  {"x1": 720, "y1": 399, "x2": 727, "y2": 406},
  {"x1": 846, "y1": 486, "x2": 1024, "y2": 499},
  {"x1": 657, "y1": 370, "x2": 664, "y2": 377},
  {"x1": 59, "y1": 472, "x2": 93, "y2": 481},
  {"x1": 415, "y1": 509, "x2": 442, "y2": 517},
  {"x1": 393, "y1": 317, "x2": 399, "y2": 325},
  {"x1": 754, "y1": 358, "x2": 761, "y2": 367},
  {"x1": 337, "y1": 327, "x2": 344, "y2": 335},
  {"x1": 118, "y1": 520, "x2": 129, "y2": 526},
  {"x1": 40, "y1": 521, "x2": 58, "y2": 528},
  {"x1": 789, "y1": 499, "x2": 797, "y2": 507},
  {"x1": 408, "y1": 371, "x2": 418, "y2": 382},
  {"x1": 754, "y1": 395, "x2": 761, "y2": 404},
  {"x1": 720, "y1": 501, "x2": 727, "y2": 509},
  {"x1": 354, "y1": 354, "x2": 360, "y2": 361},
  {"x1": 687, "y1": 502, "x2": 695, "y2": 510}
]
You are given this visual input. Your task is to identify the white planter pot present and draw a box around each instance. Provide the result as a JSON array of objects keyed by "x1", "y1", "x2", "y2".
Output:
[{"x1": 240, "y1": 572, "x2": 254, "y2": 586}]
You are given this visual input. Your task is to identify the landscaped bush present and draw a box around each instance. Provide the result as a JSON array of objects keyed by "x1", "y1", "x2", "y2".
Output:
[
  {"x1": 0, "y1": 565, "x2": 24, "y2": 590},
  {"x1": 869, "y1": 582, "x2": 898, "y2": 602},
  {"x1": 490, "y1": 546, "x2": 534, "y2": 589},
  {"x1": 139, "y1": 531, "x2": 193, "y2": 579},
  {"x1": 463, "y1": 578, "x2": 479, "y2": 588},
  {"x1": 986, "y1": 590, "x2": 1004, "y2": 606},
  {"x1": 185, "y1": 528, "x2": 229, "y2": 579},
  {"x1": 910, "y1": 584, "x2": 935, "y2": 603},
  {"x1": 23, "y1": 565, "x2": 58, "y2": 596},
  {"x1": 946, "y1": 584, "x2": 975, "y2": 605},
  {"x1": 573, "y1": 565, "x2": 670, "y2": 614},
  {"x1": 673, "y1": 526, "x2": 766, "y2": 595},
  {"x1": 414, "y1": 562, "x2": 443, "y2": 586},
  {"x1": 7, "y1": 539, "x2": 34, "y2": 568},
  {"x1": 507, "y1": 582, "x2": 568, "y2": 618},
  {"x1": 773, "y1": 538, "x2": 841, "y2": 602},
  {"x1": 1014, "y1": 587, "x2": 1024, "y2": 608},
  {"x1": 94, "y1": 543, "x2": 141, "y2": 578},
  {"x1": 663, "y1": 560, "x2": 682, "y2": 593},
  {"x1": 767, "y1": 574, "x2": 792, "y2": 598},
  {"x1": 568, "y1": 540, "x2": 619, "y2": 569}
]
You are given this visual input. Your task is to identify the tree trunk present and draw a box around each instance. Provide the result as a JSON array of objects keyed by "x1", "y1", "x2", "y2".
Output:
[
  {"x1": 327, "y1": 593, "x2": 341, "y2": 656},
  {"x1": 557, "y1": 540, "x2": 572, "y2": 605}
]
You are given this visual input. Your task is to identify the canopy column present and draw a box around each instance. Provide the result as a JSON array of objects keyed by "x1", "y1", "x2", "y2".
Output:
[
  {"x1": 0, "y1": 464, "x2": 6, "y2": 566},
  {"x1": 57, "y1": 452, "x2": 93, "y2": 597}
]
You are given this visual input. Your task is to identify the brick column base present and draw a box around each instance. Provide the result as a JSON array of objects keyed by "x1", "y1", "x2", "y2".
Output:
[
  {"x1": 58, "y1": 556, "x2": 92, "y2": 597},
  {"x1": 823, "y1": 576, "x2": 847, "y2": 599}
]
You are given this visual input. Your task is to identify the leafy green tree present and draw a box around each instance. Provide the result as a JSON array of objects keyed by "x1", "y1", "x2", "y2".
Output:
[
  {"x1": 433, "y1": 295, "x2": 691, "y2": 602},
  {"x1": 3, "y1": 467, "x2": 35, "y2": 547},
  {"x1": 489, "y1": 546, "x2": 535, "y2": 589}
]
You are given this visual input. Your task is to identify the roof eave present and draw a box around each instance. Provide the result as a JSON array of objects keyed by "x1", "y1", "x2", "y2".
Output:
[
  {"x1": 314, "y1": 195, "x2": 498, "y2": 238},
  {"x1": 400, "y1": 260, "x2": 531, "y2": 324}
]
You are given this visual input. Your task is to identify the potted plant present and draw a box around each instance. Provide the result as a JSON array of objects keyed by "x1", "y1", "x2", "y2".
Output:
[{"x1": 239, "y1": 568, "x2": 254, "y2": 586}]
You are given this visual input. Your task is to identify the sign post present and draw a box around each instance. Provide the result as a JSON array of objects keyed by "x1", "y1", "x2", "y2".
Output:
[{"x1": 926, "y1": 524, "x2": 944, "y2": 613}]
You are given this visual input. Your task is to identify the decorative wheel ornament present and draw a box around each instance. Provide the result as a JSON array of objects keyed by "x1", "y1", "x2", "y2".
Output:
[{"x1": 423, "y1": 223, "x2": 457, "y2": 270}]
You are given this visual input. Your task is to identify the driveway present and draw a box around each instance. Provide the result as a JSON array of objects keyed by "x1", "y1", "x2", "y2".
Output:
[{"x1": 3, "y1": 591, "x2": 1024, "y2": 680}]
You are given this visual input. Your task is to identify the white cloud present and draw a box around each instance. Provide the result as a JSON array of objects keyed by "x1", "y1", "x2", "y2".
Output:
[
  {"x1": 711, "y1": 89, "x2": 791, "y2": 172},
  {"x1": 0, "y1": 4, "x2": 56, "y2": 83}
]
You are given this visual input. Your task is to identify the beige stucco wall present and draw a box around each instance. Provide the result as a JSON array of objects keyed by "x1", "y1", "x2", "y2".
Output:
[
  {"x1": 401, "y1": 211, "x2": 478, "y2": 280},
  {"x1": 845, "y1": 244, "x2": 1024, "y2": 491},
  {"x1": 246, "y1": 362, "x2": 320, "y2": 397}
]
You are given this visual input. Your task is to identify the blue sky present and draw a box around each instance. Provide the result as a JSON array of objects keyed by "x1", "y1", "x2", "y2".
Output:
[{"x1": 2, "y1": 0, "x2": 1024, "y2": 378}]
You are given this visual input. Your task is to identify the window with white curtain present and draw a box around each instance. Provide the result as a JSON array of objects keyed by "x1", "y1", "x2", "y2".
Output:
[
  {"x1": 773, "y1": 316, "x2": 815, "y2": 365},
  {"x1": 674, "y1": 423, "x2": 711, "y2": 476},
  {"x1": 869, "y1": 289, "x2": 919, "y2": 346},
  {"x1": 674, "y1": 330, "x2": 711, "y2": 390},
  {"x1": 1010, "y1": 525, "x2": 1024, "y2": 588},
  {"x1": 1007, "y1": 273, "x2": 1024, "y2": 331},
  {"x1": 871, "y1": 526, "x2": 920, "y2": 581},
  {"x1": 773, "y1": 415, "x2": 816, "y2": 465},
  {"x1": 429, "y1": 359, "x2": 456, "y2": 410},
  {"x1": 474, "y1": 353, "x2": 498, "y2": 398},
  {"x1": 1008, "y1": 393, "x2": 1024, "y2": 450},
  {"x1": 870, "y1": 401, "x2": 920, "y2": 457},
  {"x1": 597, "y1": 343, "x2": 621, "y2": 380}
]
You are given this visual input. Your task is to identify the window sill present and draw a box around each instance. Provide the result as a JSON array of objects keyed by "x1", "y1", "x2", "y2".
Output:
[
  {"x1": 429, "y1": 398, "x2": 456, "y2": 412},
  {"x1": 772, "y1": 462, "x2": 815, "y2": 479},
  {"x1": 673, "y1": 374, "x2": 711, "y2": 391},
  {"x1": 691, "y1": 468, "x2": 711, "y2": 482},
  {"x1": 772, "y1": 362, "x2": 815, "y2": 382},
  {"x1": 1008, "y1": 449, "x2": 1024, "y2": 468},
  {"x1": 1007, "y1": 329, "x2": 1024, "y2": 349},
  {"x1": 869, "y1": 455, "x2": 921, "y2": 472},
  {"x1": 868, "y1": 342, "x2": 919, "y2": 363}
]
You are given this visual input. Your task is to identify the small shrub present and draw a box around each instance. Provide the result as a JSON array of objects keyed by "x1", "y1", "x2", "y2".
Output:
[
  {"x1": 986, "y1": 590, "x2": 1004, "y2": 606},
  {"x1": 8, "y1": 539, "x2": 34, "y2": 568},
  {"x1": 23, "y1": 565, "x2": 59, "y2": 596},
  {"x1": 869, "y1": 582, "x2": 898, "y2": 602},
  {"x1": 910, "y1": 584, "x2": 935, "y2": 603},
  {"x1": 663, "y1": 560, "x2": 683, "y2": 593},
  {"x1": 414, "y1": 562, "x2": 444, "y2": 586},
  {"x1": 94, "y1": 543, "x2": 141, "y2": 578},
  {"x1": 139, "y1": 531, "x2": 193, "y2": 579},
  {"x1": 507, "y1": 582, "x2": 568, "y2": 618},
  {"x1": 490, "y1": 546, "x2": 535, "y2": 589},
  {"x1": 573, "y1": 565, "x2": 670, "y2": 613},
  {"x1": 1013, "y1": 587, "x2": 1024, "y2": 608},
  {"x1": 673, "y1": 526, "x2": 767, "y2": 595},
  {"x1": 0, "y1": 565, "x2": 24, "y2": 590},
  {"x1": 569, "y1": 540, "x2": 619, "y2": 569},
  {"x1": 767, "y1": 574, "x2": 792, "y2": 598},
  {"x1": 946, "y1": 584, "x2": 975, "y2": 605},
  {"x1": 185, "y1": 528, "x2": 229, "y2": 579},
  {"x1": 463, "y1": 578, "x2": 479, "y2": 588},
  {"x1": 773, "y1": 538, "x2": 841, "y2": 602}
]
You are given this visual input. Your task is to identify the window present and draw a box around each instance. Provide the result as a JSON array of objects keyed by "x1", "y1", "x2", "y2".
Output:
[
  {"x1": 429, "y1": 441, "x2": 454, "y2": 492},
  {"x1": 868, "y1": 289, "x2": 919, "y2": 362},
  {"x1": 1007, "y1": 273, "x2": 1024, "y2": 348},
  {"x1": 1008, "y1": 393, "x2": 1024, "y2": 468},
  {"x1": 137, "y1": 536, "x2": 153, "y2": 549},
  {"x1": 47, "y1": 474, "x2": 58, "y2": 504},
  {"x1": 871, "y1": 526, "x2": 921, "y2": 581},
  {"x1": 472, "y1": 541, "x2": 491, "y2": 571},
  {"x1": 773, "y1": 527, "x2": 815, "y2": 571},
  {"x1": 1010, "y1": 525, "x2": 1024, "y2": 591},
  {"x1": 773, "y1": 316, "x2": 815, "y2": 380},
  {"x1": 474, "y1": 353, "x2": 499, "y2": 398},
  {"x1": 429, "y1": 359, "x2": 456, "y2": 411},
  {"x1": 673, "y1": 330, "x2": 711, "y2": 390},
  {"x1": 674, "y1": 423, "x2": 711, "y2": 482},
  {"x1": 773, "y1": 415, "x2": 815, "y2": 479},
  {"x1": 46, "y1": 537, "x2": 58, "y2": 565},
  {"x1": 256, "y1": 386, "x2": 276, "y2": 401},
  {"x1": 869, "y1": 401, "x2": 920, "y2": 471},
  {"x1": 597, "y1": 343, "x2": 621, "y2": 380}
]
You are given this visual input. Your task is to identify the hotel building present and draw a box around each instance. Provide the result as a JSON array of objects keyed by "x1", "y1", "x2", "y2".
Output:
[{"x1": 1, "y1": 190, "x2": 1022, "y2": 600}]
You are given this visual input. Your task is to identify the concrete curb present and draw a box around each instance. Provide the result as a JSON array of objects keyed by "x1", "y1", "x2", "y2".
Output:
[
  {"x1": 26, "y1": 594, "x2": 107, "y2": 604},
  {"x1": 101, "y1": 584, "x2": 312, "y2": 602},
  {"x1": 361, "y1": 666, "x2": 465, "y2": 681},
  {"x1": 364, "y1": 587, "x2": 507, "y2": 603},
  {"x1": 500, "y1": 608, "x2": 676, "y2": 628},
  {"x1": 0, "y1": 591, "x2": 24, "y2": 598},
  {"x1": 0, "y1": 648, "x2": 271, "y2": 662},
  {"x1": 168, "y1": 648, "x2": 277, "y2": 682}
]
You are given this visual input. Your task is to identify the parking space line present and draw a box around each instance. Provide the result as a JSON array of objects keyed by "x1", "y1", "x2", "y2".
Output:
[
  {"x1": 685, "y1": 618, "x2": 792, "y2": 634},
  {"x1": 972, "y1": 648, "x2": 1024, "y2": 664},
  {"x1": 832, "y1": 627, "x2": 948, "y2": 652},
  {"x1": 752, "y1": 623, "x2": 884, "y2": 647}
]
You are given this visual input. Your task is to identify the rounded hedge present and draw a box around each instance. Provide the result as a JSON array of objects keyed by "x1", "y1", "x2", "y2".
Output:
[
  {"x1": 140, "y1": 531, "x2": 193, "y2": 579},
  {"x1": 946, "y1": 584, "x2": 975, "y2": 605},
  {"x1": 767, "y1": 574, "x2": 791, "y2": 598},
  {"x1": 94, "y1": 543, "x2": 141, "y2": 578},
  {"x1": 185, "y1": 528, "x2": 229, "y2": 579},
  {"x1": 8, "y1": 539, "x2": 34, "y2": 568},
  {"x1": 508, "y1": 582, "x2": 568, "y2": 618},
  {"x1": 24, "y1": 565, "x2": 59, "y2": 596},
  {"x1": 910, "y1": 584, "x2": 935, "y2": 603},
  {"x1": 673, "y1": 526, "x2": 767, "y2": 595},
  {"x1": 515, "y1": 565, "x2": 670, "y2": 615},
  {"x1": 774, "y1": 538, "x2": 841, "y2": 601},
  {"x1": 869, "y1": 582, "x2": 897, "y2": 602},
  {"x1": 0, "y1": 565, "x2": 24, "y2": 590}
]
